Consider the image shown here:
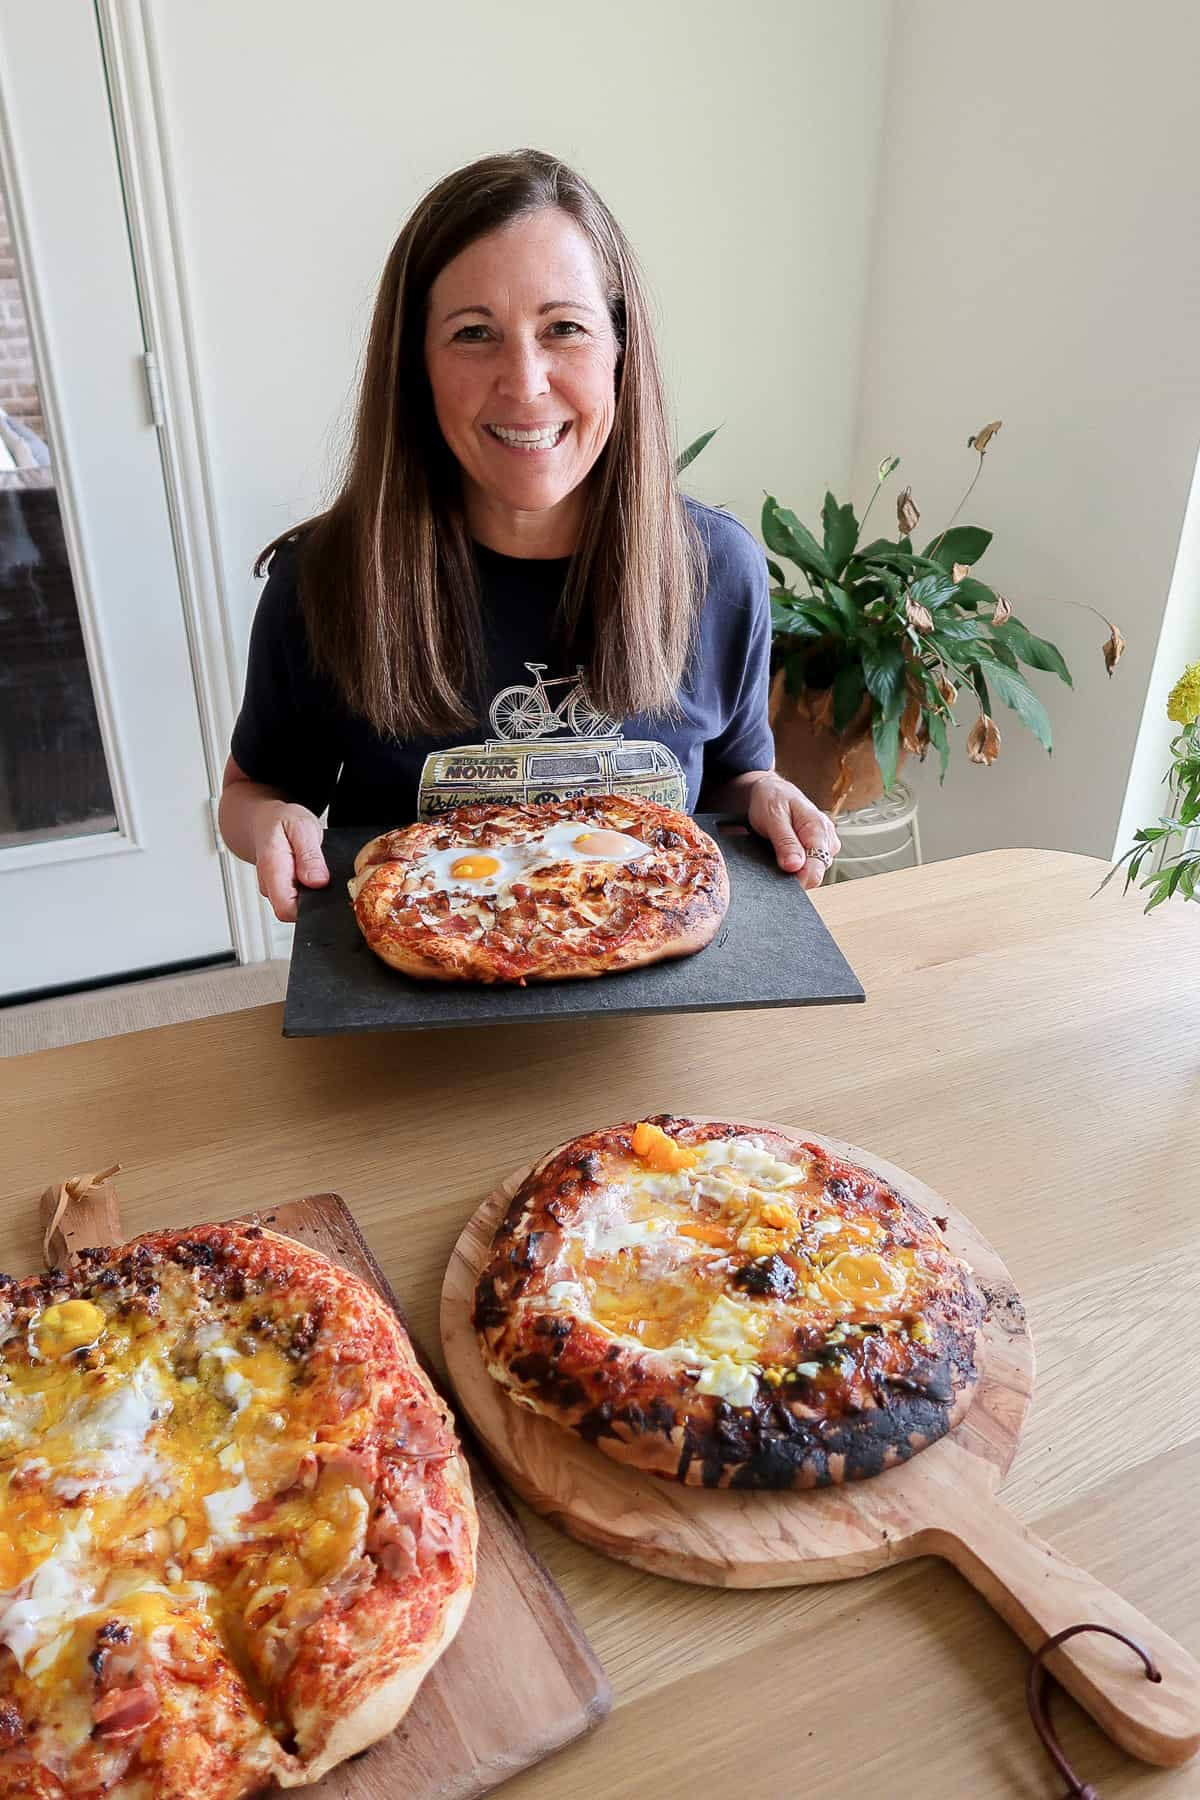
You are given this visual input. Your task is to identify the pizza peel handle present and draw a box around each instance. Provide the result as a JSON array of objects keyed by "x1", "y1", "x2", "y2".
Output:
[
  {"x1": 39, "y1": 1165, "x2": 123, "y2": 1264},
  {"x1": 917, "y1": 1476, "x2": 1200, "y2": 1767}
]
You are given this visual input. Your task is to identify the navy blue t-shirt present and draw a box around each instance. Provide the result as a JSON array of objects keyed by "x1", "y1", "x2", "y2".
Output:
[{"x1": 231, "y1": 498, "x2": 774, "y2": 826}]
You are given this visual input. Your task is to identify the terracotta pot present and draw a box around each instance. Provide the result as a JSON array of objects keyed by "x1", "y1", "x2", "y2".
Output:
[{"x1": 768, "y1": 670, "x2": 907, "y2": 816}]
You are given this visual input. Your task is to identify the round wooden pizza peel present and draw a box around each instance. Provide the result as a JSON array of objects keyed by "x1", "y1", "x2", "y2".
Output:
[{"x1": 440, "y1": 1123, "x2": 1200, "y2": 1769}]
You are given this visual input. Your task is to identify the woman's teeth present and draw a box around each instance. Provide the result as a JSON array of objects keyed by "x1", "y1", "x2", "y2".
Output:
[{"x1": 486, "y1": 423, "x2": 570, "y2": 449}]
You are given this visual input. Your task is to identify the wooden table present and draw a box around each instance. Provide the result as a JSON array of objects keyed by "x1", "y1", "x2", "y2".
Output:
[{"x1": 4, "y1": 849, "x2": 1198, "y2": 1798}]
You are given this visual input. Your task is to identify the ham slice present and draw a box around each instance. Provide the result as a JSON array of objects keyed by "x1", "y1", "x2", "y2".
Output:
[{"x1": 92, "y1": 1682, "x2": 160, "y2": 1738}]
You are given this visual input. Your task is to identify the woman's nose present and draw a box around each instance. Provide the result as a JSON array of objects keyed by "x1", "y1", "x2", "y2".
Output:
[{"x1": 495, "y1": 335, "x2": 551, "y2": 403}]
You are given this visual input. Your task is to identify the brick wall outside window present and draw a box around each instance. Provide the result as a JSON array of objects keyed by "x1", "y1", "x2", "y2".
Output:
[{"x1": 0, "y1": 178, "x2": 48, "y2": 444}]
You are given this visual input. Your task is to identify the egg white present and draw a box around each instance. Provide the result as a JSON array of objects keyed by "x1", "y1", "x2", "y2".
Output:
[
  {"x1": 414, "y1": 822, "x2": 652, "y2": 898},
  {"x1": 416, "y1": 845, "x2": 529, "y2": 896}
]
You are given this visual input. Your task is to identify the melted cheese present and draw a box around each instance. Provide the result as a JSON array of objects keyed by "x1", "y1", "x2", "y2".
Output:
[
  {"x1": 582, "y1": 1216, "x2": 666, "y2": 1257},
  {"x1": 693, "y1": 1356, "x2": 760, "y2": 1407},
  {"x1": 543, "y1": 1132, "x2": 937, "y2": 1387},
  {"x1": 50, "y1": 1358, "x2": 174, "y2": 1501},
  {"x1": 0, "y1": 1514, "x2": 95, "y2": 1670},
  {"x1": 0, "y1": 1258, "x2": 377, "y2": 1763}
]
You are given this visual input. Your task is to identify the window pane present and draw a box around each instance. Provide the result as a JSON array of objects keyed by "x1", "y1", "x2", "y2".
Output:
[{"x1": 0, "y1": 172, "x2": 116, "y2": 848}]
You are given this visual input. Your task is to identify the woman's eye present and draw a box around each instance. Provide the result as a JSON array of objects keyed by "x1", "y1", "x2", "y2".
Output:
[
  {"x1": 453, "y1": 324, "x2": 490, "y2": 342},
  {"x1": 548, "y1": 320, "x2": 584, "y2": 337}
]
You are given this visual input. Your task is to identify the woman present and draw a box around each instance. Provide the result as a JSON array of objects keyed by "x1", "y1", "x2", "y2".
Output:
[{"x1": 220, "y1": 149, "x2": 840, "y2": 922}]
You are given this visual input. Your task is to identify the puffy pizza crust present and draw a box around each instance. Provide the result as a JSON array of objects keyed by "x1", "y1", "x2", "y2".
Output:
[
  {"x1": 349, "y1": 796, "x2": 729, "y2": 984},
  {"x1": 474, "y1": 1119, "x2": 987, "y2": 1490}
]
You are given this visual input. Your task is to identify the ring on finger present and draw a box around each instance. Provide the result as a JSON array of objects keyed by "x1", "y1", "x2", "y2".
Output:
[{"x1": 807, "y1": 845, "x2": 833, "y2": 867}]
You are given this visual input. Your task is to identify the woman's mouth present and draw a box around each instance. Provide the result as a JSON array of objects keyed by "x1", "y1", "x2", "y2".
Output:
[{"x1": 484, "y1": 421, "x2": 572, "y2": 452}]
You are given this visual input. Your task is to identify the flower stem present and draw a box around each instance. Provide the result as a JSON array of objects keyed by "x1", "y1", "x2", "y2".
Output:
[
  {"x1": 858, "y1": 474, "x2": 885, "y2": 535},
  {"x1": 927, "y1": 453, "x2": 986, "y2": 563}
]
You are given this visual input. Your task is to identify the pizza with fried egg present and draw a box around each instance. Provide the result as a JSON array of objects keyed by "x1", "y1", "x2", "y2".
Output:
[
  {"x1": 348, "y1": 796, "x2": 729, "y2": 984},
  {"x1": 0, "y1": 1223, "x2": 476, "y2": 1798},
  {"x1": 473, "y1": 1118, "x2": 986, "y2": 1489}
]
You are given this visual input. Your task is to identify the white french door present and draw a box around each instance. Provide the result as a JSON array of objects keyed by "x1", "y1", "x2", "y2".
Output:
[{"x1": 0, "y1": 2, "x2": 232, "y2": 998}]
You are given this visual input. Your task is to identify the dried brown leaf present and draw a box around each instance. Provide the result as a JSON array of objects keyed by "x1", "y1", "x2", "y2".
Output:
[
  {"x1": 900, "y1": 688, "x2": 924, "y2": 754},
  {"x1": 967, "y1": 713, "x2": 1001, "y2": 765},
  {"x1": 936, "y1": 672, "x2": 958, "y2": 708},
  {"x1": 952, "y1": 562, "x2": 971, "y2": 584},
  {"x1": 1103, "y1": 623, "x2": 1126, "y2": 677},
  {"x1": 905, "y1": 596, "x2": 934, "y2": 633},
  {"x1": 896, "y1": 486, "x2": 921, "y2": 536},
  {"x1": 991, "y1": 593, "x2": 1013, "y2": 626},
  {"x1": 968, "y1": 420, "x2": 1002, "y2": 454}
]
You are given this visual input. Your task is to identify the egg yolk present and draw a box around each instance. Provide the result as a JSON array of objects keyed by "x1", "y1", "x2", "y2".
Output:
[
  {"x1": 631, "y1": 1121, "x2": 698, "y2": 1172},
  {"x1": 819, "y1": 1252, "x2": 906, "y2": 1311},
  {"x1": 573, "y1": 830, "x2": 636, "y2": 858},
  {"x1": 449, "y1": 854, "x2": 502, "y2": 880},
  {"x1": 37, "y1": 1300, "x2": 107, "y2": 1358}
]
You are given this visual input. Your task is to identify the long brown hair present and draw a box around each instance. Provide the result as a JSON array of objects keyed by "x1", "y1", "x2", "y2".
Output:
[{"x1": 257, "y1": 148, "x2": 702, "y2": 738}]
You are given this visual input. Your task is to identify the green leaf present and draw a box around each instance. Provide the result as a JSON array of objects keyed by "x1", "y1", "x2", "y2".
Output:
[
  {"x1": 861, "y1": 640, "x2": 906, "y2": 717},
  {"x1": 776, "y1": 597, "x2": 851, "y2": 639},
  {"x1": 832, "y1": 665, "x2": 866, "y2": 732},
  {"x1": 877, "y1": 455, "x2": 901, "y2": 482},
  {"x1": 765, "y1": 557, "x2": 787, "y2": 588},
  {"x1": 952, "y1": 577, "x2": 996, "y2": 613},
  {"x1": 823, "y1": 584, "x2": 860, "y2": 634},
  {"x1": 855, "y1": 540, "x2": 922, "y2": 577},
  {"x1": 993, "y1": 620, "x2": 1073, "y2": 686},
  {"x1": 770, "y1": 597, "x2": 822, "y2": 639},
  {"x1": 930, "y1": 617, "x2": 990, "y2": 649},
  {"x1": 926, "y1": 707, "x2": 950, "y2": 781},
  {"x1": 762, "y1": 497, "x2": 834, "y2": 580},
  {"x1": 977, "y1": 658, "x2": 1053, "y2": 750},
  {"x1": 984, "y1": 634, "x2": 1019, "y2": 670},
  {"x1": 872, "y1": 713, "x2": 901, "y2": 791},
  {"x1": 910, "y1": 571, "x2": 960, "y2": 610},
  {"x1": 821, "y1": 492, "x2": 860, "y2": 578},
  {"x1": 922, "y1": 525, "x2": 993, "y2": 571},
  {"x1": 675, "y1": 427, "x2": 719, "y2": 475}
]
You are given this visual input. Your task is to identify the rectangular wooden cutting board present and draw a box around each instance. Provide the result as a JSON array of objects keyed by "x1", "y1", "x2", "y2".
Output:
[
  {"x1": 283, "y1": 815, "x2": 865, "y2": 1036},
  {"x1": 45, "y1": 1185, "x2": 611, "y2": 1800}
]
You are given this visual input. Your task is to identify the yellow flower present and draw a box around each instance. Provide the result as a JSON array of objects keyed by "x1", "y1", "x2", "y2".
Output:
[{"x1": 1167, "y1": 661, "x2": 1200, "y2": 727}]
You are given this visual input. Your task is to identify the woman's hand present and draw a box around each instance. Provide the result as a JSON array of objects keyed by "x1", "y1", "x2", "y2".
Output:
[
  {"x1": 740, "y1": 771, "x2": 841, "y2": 889},
  {"x1": 218, "y1": 759, "x2": 330, "y2": 923},
  {"x1": 252, "y1": 803, "x2": 330, "y2": 922}
]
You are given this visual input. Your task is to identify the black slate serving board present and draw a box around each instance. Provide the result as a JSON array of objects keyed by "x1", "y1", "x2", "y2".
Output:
[{"x1": 282, "y1": 816, "x2": 864, "y2": 1036}]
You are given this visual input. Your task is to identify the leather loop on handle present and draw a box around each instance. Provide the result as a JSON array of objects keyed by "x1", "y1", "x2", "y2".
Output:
[
  {"x1": 918, "y1": 1479, "x2": 1200, "y2": 1766},
  {"x1": 39, "y1": 1165, "x2": 123, "y2": 1266},
  {"x1": 1027, "y1": 1624, "x2": 1162, "y2": 1797}
]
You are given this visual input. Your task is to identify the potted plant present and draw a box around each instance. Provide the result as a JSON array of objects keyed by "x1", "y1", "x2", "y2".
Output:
[{"x1": 764, "y1": 425, "x2": 1124, "y2": 814}]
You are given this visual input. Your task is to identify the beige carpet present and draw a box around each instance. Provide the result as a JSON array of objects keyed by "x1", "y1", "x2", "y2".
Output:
[{"x1": 1, "y1": 961, "x2": 289, "y2": 1058}]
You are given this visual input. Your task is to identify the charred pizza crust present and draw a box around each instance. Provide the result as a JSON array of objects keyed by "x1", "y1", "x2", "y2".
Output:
[
  {"x1": 348, "y1": 795, "x2": 729, "y2": 984},
  {"x1": 473, "y1": 1118, "x2": 986, "y2": 1490},
  {"x1": 0, "y1": 1223, "x2": 477, "y2": 1799}
]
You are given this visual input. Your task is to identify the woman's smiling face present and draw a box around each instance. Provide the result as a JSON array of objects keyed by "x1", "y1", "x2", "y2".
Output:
[{"x1": 424, "y1": 208, "x2": 620, "y2": 550}]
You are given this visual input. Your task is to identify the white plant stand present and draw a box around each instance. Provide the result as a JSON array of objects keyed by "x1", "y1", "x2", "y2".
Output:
[{"x1": 830, "y1": 782, "x2": 922, "y2": 881}]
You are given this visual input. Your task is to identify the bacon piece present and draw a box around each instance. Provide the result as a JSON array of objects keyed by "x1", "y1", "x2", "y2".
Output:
[{"x1": 92, "y1": 1682, "x2": 160, "y2": 1738}]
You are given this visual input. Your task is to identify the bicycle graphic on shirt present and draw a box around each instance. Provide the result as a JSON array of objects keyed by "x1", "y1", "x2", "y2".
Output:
[{"x1": 488, "y1": 663, "x2": 619, "y2": 741}]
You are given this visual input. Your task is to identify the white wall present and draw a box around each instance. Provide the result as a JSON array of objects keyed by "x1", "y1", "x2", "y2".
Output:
[
  {"x1": 145, "y1": 0, "x2": 892, "y2": 671},
  {"x1": 850, "y1": 0, "x2": 1200, "y2": 863}
]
